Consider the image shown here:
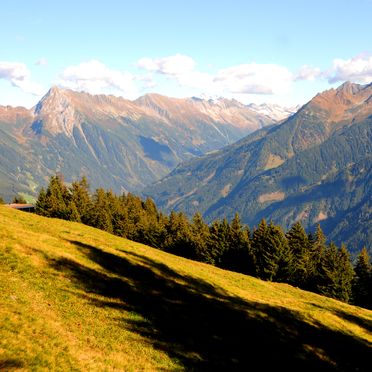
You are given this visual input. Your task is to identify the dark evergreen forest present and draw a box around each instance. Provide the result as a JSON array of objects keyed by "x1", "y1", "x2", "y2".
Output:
[{"x1": 34, "y1": 175, "x2": 372, "y2": 309}]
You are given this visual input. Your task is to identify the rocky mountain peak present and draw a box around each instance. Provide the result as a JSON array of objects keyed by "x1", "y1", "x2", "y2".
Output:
[
  {"x1": 33, "y1": 86, "x2": 80, "y2": 137},
  {"x1": 301, "y1": 81, "x2": 372, "y2": 123},
  {"x1": 336, "y1": 81, "x2": 363, "y2": 95}
]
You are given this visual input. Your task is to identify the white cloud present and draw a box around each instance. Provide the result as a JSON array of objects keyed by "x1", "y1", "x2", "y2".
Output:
[
  {"x1": 57, "y1": 60, "x2": 138, "y2": 98},
  {"x1": 0, "y1": 61, "x2": 44, "y2": 95},
  {"x1": 137, "y1": 55, "x2": 293, "y2": 97},
  {"x1": 295, "y1": 65, "x2": 322, "y2": 81},
  {"x1": 213, "y1": 63, "x2": 293, "y2": 95},
  {"x1": 137, "y1": 54, "x2": 213, "y2": 93},
  {"x1": 137, "y1": 54, "x2": 195, "y2": 75},
  {"x1": 327, "y1": 55, "x2": 372, "y2": 84}
]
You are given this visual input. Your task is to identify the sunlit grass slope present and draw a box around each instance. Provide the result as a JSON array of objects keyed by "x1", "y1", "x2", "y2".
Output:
[{"x1": 1, "y1": 206, "x2": 371, "y2": 371}]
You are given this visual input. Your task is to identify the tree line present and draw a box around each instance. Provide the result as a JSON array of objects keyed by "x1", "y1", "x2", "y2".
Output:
[{"x1": 35, "y1": 175, "x2": 372, "y2": 309}]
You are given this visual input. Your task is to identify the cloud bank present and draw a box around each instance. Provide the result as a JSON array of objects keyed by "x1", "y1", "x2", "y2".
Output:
[
  {"x1": 1, "y1": 54, "x2": 371, "y2": 106},
  {"x1": 56, "y1": 60, "x2": 138, "y2": 98},
  {"x1": 0, "y1": 61, "x2": 44, "y2": 95},
  {"x1": 138, "y1": 55, "x2": 294, "y2": 97},
  {"x1": 327, "y1": 55, "x2": 372, "y2": 84}
]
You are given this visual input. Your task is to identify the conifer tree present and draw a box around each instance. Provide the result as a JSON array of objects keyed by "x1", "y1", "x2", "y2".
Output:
[
  {"x1": 307, "y1": 224, "x2": 326, "y2": 292},
  {"x1": 220, "y1": 213, "x2": 254, "y2": 274},
  {"x1": 353, "y1": 247, "x2": 372, "y2": 309},
  {"x1": 337, "y1": 244, "x2": 355, "y2": 303},
  {"x1": 136, "y1": 197, "x2": 165, "y2": 248},
  {"x1": 164, "y1": 211, "x2": 193, "y2": 258},
  {"x1": 69, "y1": 176, "x2": 91, "y2": 224},
  {"x1": 35, "y1": 187, "x2": 48, "y2": 215},
  {"x1": 190, "y1": 212, "x2": 212, "y2": 263},
  {"x1": 68, "y1": 200, "x2": 81, "y2": 222},
  {"x1": 208, "y1": 218, "x2": 231, "y2": 266},
  {"x1": 111, "y1": 199, "x2": 129, "y2": 238},
  {"x1": 268, "y1": 223, "x2": 293, "y2": 283},
  {"x1": 252, "y1": 219, "x2": 268, "y2": 279},
  {"x1": 89, "y1": 188, "x2": 113, "y2": 233},
  {"x1": 317, "y1": 242, "x2": 339, "y2": 299},
  {"x1": 37, "y1": 175, "x2": 70, "y2": 219},
  {"x1": 252, "y1": 220, "x2": 290, "y2": 281},
  {"x1": 317, "y1": 242, "x2": 354, "y2": 302},
  {"x1": 286, "y1": 221, "x2": 310, "y2": 287}
]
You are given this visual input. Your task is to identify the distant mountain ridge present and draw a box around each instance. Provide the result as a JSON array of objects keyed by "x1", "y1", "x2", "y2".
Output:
[
  {"x1": 247, "y1": 102, "x2": 301, "y2": 122},
  {"x1": 0, "y1": 87, "x2": 290, "y2": 200},
  {"x1": 144, "y1": 82, "x2": 372, "y2": 252}
]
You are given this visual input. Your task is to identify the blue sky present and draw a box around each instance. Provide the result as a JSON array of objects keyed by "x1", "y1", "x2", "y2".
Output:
[{"x1": 1, "y1": 0, "x2": 371, "y2": 107}]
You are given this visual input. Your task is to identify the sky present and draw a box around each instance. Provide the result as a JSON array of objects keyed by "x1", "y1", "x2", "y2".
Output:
[{"x1": 1, "y1": 0, "x2": 371, "y2": 108}]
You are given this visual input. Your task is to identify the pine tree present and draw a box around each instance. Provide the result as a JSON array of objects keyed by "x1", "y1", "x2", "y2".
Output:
[
  {"x1": 219, "y1": 213, "x2": 254, "y2": 274},
  {"x1": 317, "y1": 242, "x2": 354, "y2": 302},
  {"x1": 136, "y1": 197, "x2": 165, "y2": 248},
  {"x1": 190, "y1": 212, "x2": 212, "y2": 263},
  {"x1": 69, "y1": 177, "x2": 91, "y2": 224},
  {"x1": 307, "y1": 224, "x2": 326, "y2": 292},
  {"x1": 35, "y1": 187, "x2": 48, "y2": 215},
  {"x1": 36, "y1": 175, "x2": 70, "y2": 219},
  {"x1": 286, "y1": 221, "x2": 310, "y2": 287},
  {"x1": 317, "y1": 242, "x2": 339, "y2": 299},
  {"x1": 252, "y1": 220, "x2": 290, "y2": 281},
  {"x1": 208, "y1": 218, "x2": 231, "y2": 266},
  {"x1": 89, "y1": 188, "x2": 113, "y2": 233},
  {"x1": 337, "y1": 244, "x2": 355, "y2": 303},
  {"x1": 68, "y1": 201, "x2": 81, "y2": 222},
  {"x1": 252, "y1": 219, "x2": 268, "y2": 279},
  {"x1": 353, "y1": 247, "x2": 372, "y2": 309},
  {"x1": 164, "y1": 211, "x2": 193, "y2": 258}
]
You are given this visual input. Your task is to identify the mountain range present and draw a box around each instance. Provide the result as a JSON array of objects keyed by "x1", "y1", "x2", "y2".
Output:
[
  {"x1": 0, "y1": 87, "x2": 294, "y2": 201},
  {"x1": 144, "y1": 82, "x2": 372, "y2": 253},
  {"x1": 1, "y1": 82, "x2": 370, "y2": 251}
]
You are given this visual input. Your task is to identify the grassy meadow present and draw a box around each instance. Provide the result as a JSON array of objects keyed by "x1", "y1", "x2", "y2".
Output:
[{"x1": 0, "y1": 205, "x2": 371, "y2": 370}]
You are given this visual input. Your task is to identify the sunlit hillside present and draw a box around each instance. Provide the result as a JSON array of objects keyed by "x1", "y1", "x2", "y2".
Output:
[{"x1": 1, "y1": 206, "x2": 371, "y2": 371}]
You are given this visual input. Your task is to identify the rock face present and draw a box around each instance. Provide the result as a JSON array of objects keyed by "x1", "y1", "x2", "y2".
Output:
[
  {"x1": 33, "y1": 86, "x2": 81, "y2": 136},
  {"x1": 0, "y1": 87, "x2": 287, "y2": 200},
  {"x1": 144, "y1": 82, "x2": 372, "y2": 253}
]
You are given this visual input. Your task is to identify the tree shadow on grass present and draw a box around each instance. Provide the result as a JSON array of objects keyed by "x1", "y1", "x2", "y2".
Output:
[
  {"x1": 0, "y1": 359, "x2": 25, "y2": 371},
  {"x1": 332, "y1": 309, "x2": 372, "y2": 334},
  {"x1": 310, "y1": 303, "x2": 372, "y2": 335},
  {"x1": 49, "y1": 240, "x2": 371, "y2": 371}
]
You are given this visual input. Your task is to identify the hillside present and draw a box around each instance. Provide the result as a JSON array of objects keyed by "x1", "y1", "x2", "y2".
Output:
[
  {"x1": 1, "y1": 206, "x2": 371, "y2": 370},
  {"x1": 0, "y1": 87, "x2": 289, "y2": 201},
  {"x1": 144, "y1": 82, "x2": 372, "y2": 252}
]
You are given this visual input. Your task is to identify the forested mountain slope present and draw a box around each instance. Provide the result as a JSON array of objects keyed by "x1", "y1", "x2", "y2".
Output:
[{"x1": 144, "y1": 82, "x2": 372, "y2": 252}]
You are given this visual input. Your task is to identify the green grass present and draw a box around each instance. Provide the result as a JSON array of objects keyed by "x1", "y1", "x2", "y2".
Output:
[{"x1": 0, "y1": 206, "x2": 371, "y2": 371}]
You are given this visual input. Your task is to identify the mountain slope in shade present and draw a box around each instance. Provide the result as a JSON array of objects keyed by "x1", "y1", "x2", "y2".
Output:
[
  {"x1": 144, "y1": 82, "x2": 372, "y2": 253},
  {"x1": 0, "y1": 87, "x2": 285, "y2": 200}
]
